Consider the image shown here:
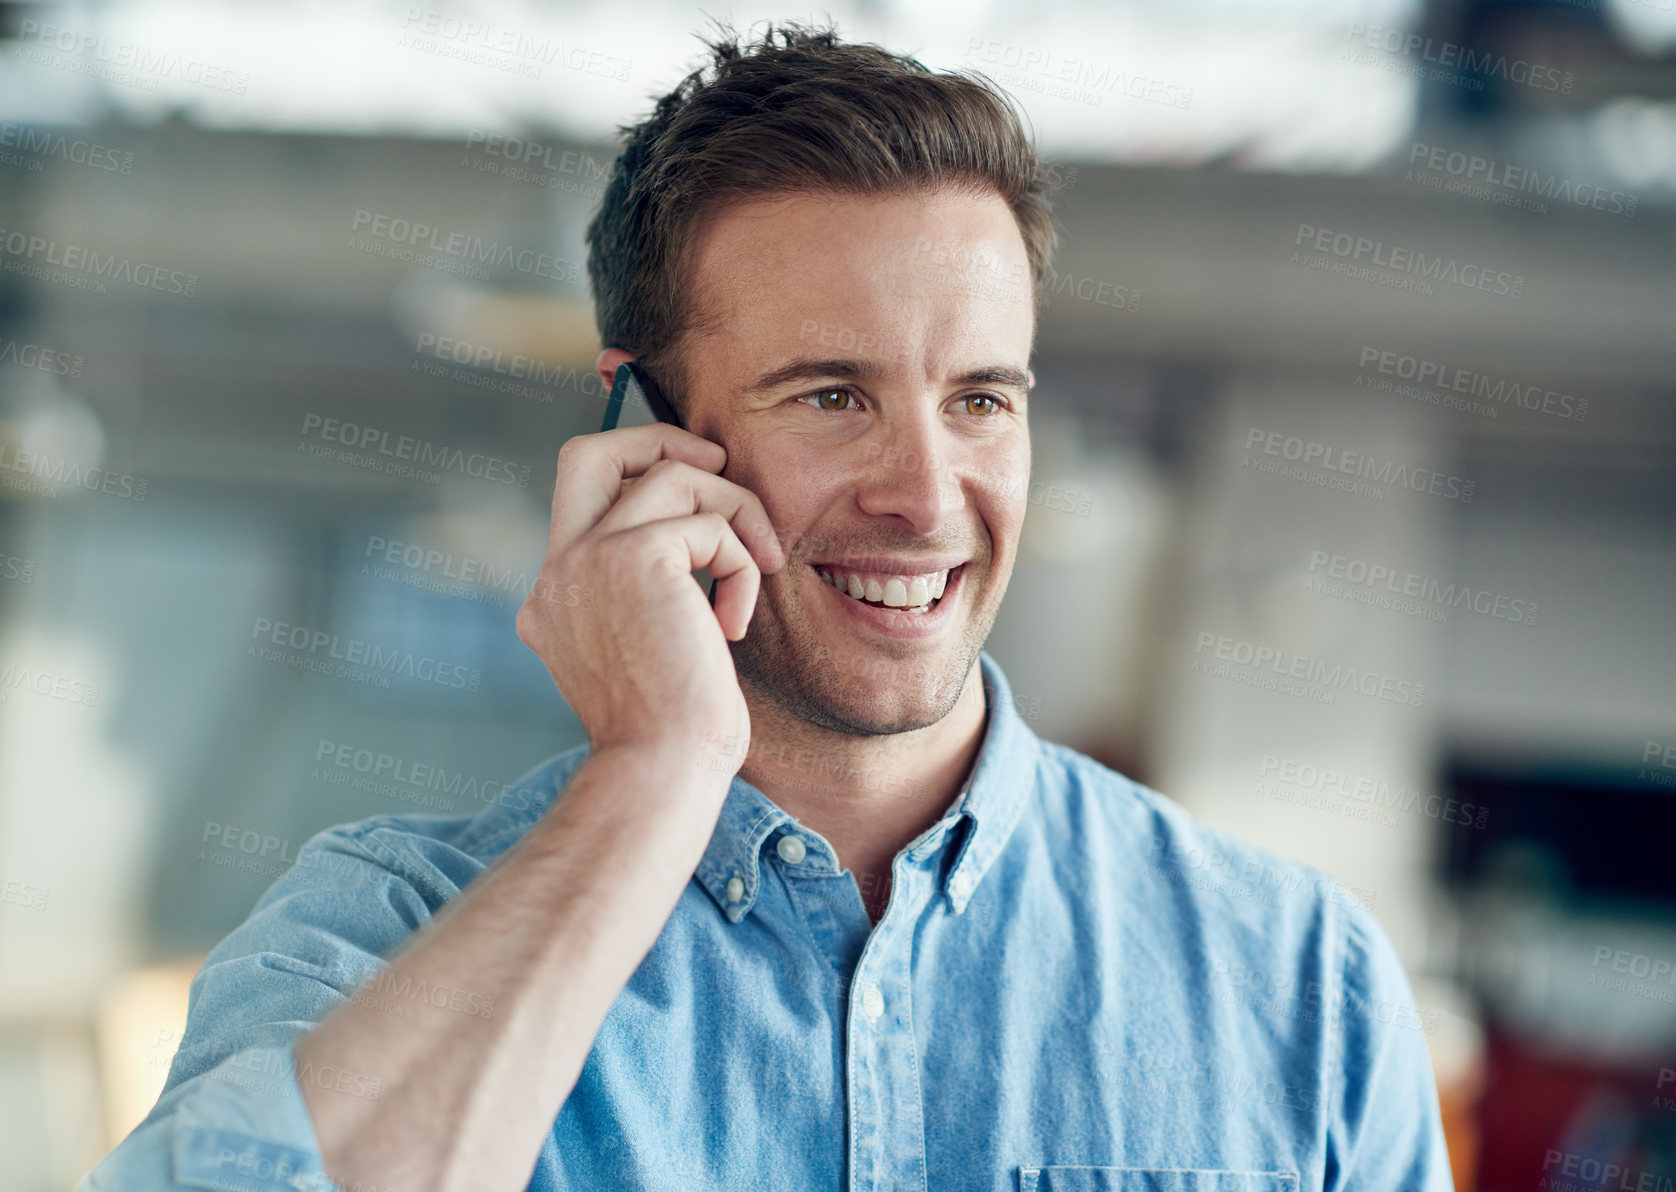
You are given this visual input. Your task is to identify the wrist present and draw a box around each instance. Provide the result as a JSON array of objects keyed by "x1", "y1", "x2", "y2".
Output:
[
  {"x1": 532, "y1": 741, "x2": 733, "y2": 847},
  {"x1": 592, "y1": 735, "x2": 738, "y2": 784}
]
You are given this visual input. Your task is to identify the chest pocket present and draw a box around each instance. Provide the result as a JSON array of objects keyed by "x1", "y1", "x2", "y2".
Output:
[{"x1": 1019, "y1": 1169, "x2": 1299, "y2": 1192}]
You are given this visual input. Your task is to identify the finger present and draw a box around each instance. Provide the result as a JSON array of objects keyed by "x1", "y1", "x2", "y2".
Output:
[
  {"x1": 618, "y1": 512, "x2": 761, "y2": 641},
  {"x1": 547, "y1": 425, "x2": 726, "y2": 552},
  {"x1": 594, "y1": 458, "x2": 785, "y2": 574}
]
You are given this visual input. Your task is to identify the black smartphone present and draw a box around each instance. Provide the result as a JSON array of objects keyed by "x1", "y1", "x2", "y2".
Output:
[
  {"x1": 599, "y1": 361, "x2": 719, "y2": 604},
  {"x1": 601, "y1": 360, "x2": 682, "y2": 433}
]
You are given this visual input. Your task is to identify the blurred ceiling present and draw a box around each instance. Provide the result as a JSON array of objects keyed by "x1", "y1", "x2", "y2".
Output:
[{"x1": 0, "y1": 0, "x2": 1671, "y2": 193}]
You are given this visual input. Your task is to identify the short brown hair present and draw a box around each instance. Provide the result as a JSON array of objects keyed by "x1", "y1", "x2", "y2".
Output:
[{"x1": 584, "y1": 18, "x2": 1063, "y2": 419}]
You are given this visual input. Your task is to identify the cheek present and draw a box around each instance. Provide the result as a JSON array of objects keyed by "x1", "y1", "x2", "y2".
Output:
[
  {"x1": 988, "y1": 498, "x2": 1029, "y2": 562},
  {"x1": 728, "y1": 448, "x2": 840, "y2": 542},
  {"x1": 980, "y1": 449, "x2": 1032, "y2": 543}
]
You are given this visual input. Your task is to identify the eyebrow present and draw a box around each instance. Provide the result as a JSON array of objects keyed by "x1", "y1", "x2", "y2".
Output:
[{"x1": 743, "y1": 358, "x2": 1033, "y2": 396}]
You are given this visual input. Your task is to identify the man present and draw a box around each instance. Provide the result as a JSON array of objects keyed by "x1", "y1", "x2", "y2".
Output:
[{"x1": 81, "y1": 21, "x2": 1453, "y2": 1192}]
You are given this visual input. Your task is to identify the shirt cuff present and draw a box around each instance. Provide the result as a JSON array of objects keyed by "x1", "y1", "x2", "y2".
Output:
[{"x1": 168, "y1": 1044, "x2": 343, "y2": 1192}]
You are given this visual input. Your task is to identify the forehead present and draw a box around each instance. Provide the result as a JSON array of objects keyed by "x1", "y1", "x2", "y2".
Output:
[{"x1": 683, "y1": 188, "x2": 1034, "y2": 386}]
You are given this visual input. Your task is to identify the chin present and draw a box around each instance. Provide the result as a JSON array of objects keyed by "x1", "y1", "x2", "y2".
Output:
[
  {"x1": 802, "y1": 678, "x2": 961, "y2": 737},
  {"x1": 733, "y1": 621, "x2": 981, "y2": 738}
]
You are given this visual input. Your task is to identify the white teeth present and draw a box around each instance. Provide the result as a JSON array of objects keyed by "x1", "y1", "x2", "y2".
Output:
[{"x1": 817, "y1": 565, "x2": 953, "y2": 610}]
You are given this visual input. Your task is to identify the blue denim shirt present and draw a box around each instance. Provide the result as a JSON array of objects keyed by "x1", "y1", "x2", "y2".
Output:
[{"x1": 81, "y1": 651, "x2": 1453, "y2": 1192}]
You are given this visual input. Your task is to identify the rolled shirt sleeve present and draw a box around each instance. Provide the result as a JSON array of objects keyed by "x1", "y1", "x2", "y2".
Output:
[{"x1": 78, "y1": 819, "x2": 451, "y2": 1192}]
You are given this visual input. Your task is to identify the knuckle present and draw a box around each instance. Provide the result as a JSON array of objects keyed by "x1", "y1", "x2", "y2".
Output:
[
  {"x1": 555, "y1": 434, "x2": 588, "y2": 462},
  {"x1": 643, "y1": 457, "x2": 686, "y2": 482}
]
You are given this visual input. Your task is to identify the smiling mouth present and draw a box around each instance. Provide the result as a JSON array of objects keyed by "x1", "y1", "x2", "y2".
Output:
[{"x1": 810, "y1": 563, "x2": 963, "y2": 615}]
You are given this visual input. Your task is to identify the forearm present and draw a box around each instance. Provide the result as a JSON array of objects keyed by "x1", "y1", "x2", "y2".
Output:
[{"x1": 295, "y1": 744, "x2": 726, "y2": 1192}]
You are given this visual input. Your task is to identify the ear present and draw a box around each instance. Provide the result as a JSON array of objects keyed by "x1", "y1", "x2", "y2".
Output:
[{"x1": 596, "y1": 347, "x2": 635, "y2": 396}]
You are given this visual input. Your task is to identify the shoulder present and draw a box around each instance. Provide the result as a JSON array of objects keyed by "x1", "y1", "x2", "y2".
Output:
[
  {"x1": 1033, "y1": 738, "x2": 1359, "y2": 902},
  {"x1": 1027, "y1": 739, "x2": 1381, "y2": 982},
  {"x1": 266, "y1": 743, "x2": 592, "y2": 908},
  {"x1": 165, "y1": 746, "x2": 594, "y2": 1096}
]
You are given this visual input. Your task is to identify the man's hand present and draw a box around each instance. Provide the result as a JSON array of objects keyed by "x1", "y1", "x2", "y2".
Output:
[
  {"x1": 516, "y1": 424, "x2": 786, "y2": 771},
  {"x1": 277, "y1": 424, "x2": 793, "y2": 1192}
]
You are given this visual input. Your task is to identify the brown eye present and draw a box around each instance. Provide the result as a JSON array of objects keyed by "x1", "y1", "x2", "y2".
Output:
[
  {"x1": 962, "y1": 394, "x2": 999, "y2": 415},
  {"x1": 802, "y1": 388, "x2": 858, "y2": 411}
]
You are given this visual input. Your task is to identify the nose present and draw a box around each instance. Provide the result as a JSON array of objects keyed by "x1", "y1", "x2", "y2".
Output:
[{"x1": 853, "y1": 401, "x2": 963, "y2": 534}]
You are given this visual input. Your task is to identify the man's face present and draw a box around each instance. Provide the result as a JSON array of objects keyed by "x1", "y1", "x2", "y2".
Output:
[{"x1": 679, "y1": 187, "x2": 1034, "y2": 735}]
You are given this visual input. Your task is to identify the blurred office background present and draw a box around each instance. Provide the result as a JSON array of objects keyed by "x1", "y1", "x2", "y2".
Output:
[{"x1": 0, "y1": 0, "x2": 1673, "y2": 1187}]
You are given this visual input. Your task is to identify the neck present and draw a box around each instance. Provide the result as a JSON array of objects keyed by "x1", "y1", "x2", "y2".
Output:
[{"x1": 737, "y1": 661, "x2": 989, "y2": 916}]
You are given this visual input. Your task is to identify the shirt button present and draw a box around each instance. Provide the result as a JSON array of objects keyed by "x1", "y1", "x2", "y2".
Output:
[
  {"x1": 725, "y1": 876, "x2": 744, "y2": 902},
  {"x1": 776, "y1": 835, "x2": 807, "y2": 864},
  {"x1": 862, "y1": 984, "x2": 884, "y2": 1020},
  {"x1": 950, "y1": 872, "x2": 975, "y2": 898}
]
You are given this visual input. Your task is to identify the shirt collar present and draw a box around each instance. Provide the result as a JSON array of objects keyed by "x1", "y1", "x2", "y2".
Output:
[{"x1": 694, "y1": 649, "x2": 1039, "y2": 922}]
